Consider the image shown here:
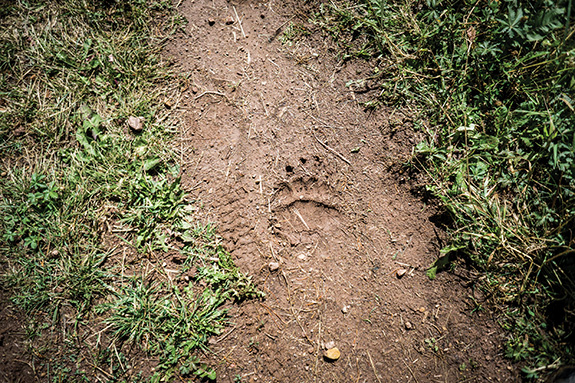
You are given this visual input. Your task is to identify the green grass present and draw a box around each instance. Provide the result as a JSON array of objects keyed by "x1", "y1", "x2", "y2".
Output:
[
  {"x1": 0, "y1": 0, "x2": 260, "y2": 381},
  {"x1": 316, "y1": 0, "x2": 574, "y2": 379}
]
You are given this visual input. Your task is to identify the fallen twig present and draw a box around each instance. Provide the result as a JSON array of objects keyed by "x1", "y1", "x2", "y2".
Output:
[
  {"x1": 214, "y1": 326, "x2": 236, "y2": 344},
  {"x1": 402, "y1": 359, "x2": 419, "y2": 383},
  {"x1": 233, "y1": 6, "x2": 246, "y2": 38},
  {"x1": 293, "y1": 207, "x2": 310, "y2": 230},
  {"x1": 268, "y1": 16, "x2": 295, "y2": 43},
  {"x1": 367, "y1": 350, "x2": 383, "y2": 383},
  {"x1": 314, "y1": 320, "x2": 322, "y2": 382},
  {"x1": 194, "y1": 91, "x2": 226, "y2": 100},
  {"x1": 312, "y1": 132, "x2": 351, "y2": 165}
]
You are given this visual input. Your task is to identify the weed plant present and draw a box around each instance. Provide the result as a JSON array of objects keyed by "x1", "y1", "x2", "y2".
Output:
[
  {"x1": 0, "y1": 0, "x2": 259, "y2": 381},
  {"x1": 317, "y1": 0, "x2": 574, "y2": 378}
]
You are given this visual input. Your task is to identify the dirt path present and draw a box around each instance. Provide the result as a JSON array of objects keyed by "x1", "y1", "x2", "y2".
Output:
[{"x1": 164, "y1": 1, "x2": 519, "y2": 381}]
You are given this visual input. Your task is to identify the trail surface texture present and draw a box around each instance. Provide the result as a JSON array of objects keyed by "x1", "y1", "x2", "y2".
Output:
[{"x1": 165, "y1": 0, "x2": 519, "y2": 381}]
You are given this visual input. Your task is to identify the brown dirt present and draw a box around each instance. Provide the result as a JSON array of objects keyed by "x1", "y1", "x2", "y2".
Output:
[
  {"x1": 163, "y1": 0, "x2": 521, "y2": 382},
  {"x1": 0, "y1": 290, "x2": 35, "y2": 383}
]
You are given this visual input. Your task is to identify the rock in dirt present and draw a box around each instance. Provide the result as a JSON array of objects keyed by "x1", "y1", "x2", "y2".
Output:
[
  {"x1": 164, "y1": 98, "x2": 174, "y2": 108},
  {"x1": 269, "y1": 262, "x2": 280, "y2": 272},
  {"x1": 341, "y1": 305, "x2": 350, "y2": 314},
  {"x1": 13, "y1": 126, "x2": 26, "y2": 136},
  {"x1": 324, "y1": 348, "x2": 340, "y2": 361},
  {"x1": 396, "y1": 268, "x2": 407, "y2": 278},
  {"x1": 405, "y1": 321, "x2": 413, "y2": 330},
  {"x1": 127, "y1": 116, "x2": 143, "y2": 131},
  {"x1": 224, "y1": 16, "x2": 235, "y2": 25},
  {"x1": 324, "y1": 341, "x2": 335, "y2": 350},
  {"x1": 207, "y1": 17, "x2": 216, "y2": 26}
]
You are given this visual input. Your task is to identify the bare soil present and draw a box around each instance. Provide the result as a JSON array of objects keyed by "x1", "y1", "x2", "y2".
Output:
[
  {"x1": 0, "y1": 290, "x2": 35, "y2": 383},
  {"x1": 163, "y1": 0, "x2": 521, "y2": 382}
]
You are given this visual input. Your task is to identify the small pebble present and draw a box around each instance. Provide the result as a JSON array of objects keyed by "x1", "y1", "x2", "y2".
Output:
[
  {"x1": 324, "y1": 341, "x2": 335, "y2": 350},
  {"x1": 341, "y1": 305, "x2": 350, "y2": 314},
  {"x1": 224, "y1": 16, "x2": 235, "y2": 25},
  {"x1": 269, "y1": 262, "x2": 280, "y2": 272},
  {"x1": 396, "y1": 268, "x2": 407, "y2": 278},
  {"x1": 127, "y1": 116, "x2": 143, "y2": 131},
  {"x1": 324, "y1": 348, "x2": 340, "y2": 361},
  {"x1": 207, "y1": 18, "x2": 216, "y2": 26},
  {"x1": 405, "y1": 321, "x2": 413, "y2": 330}
]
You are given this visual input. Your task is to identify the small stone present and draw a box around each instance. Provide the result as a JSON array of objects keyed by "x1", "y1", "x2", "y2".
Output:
[
  {"x1": 207, "y1": 18, "x2": 216, "y2": 26},
  {"x1": 224, "y1": 16, "x2": 235, "y2": 25},
  {"x1": 324, "y1": 341, "x2": 335, "y2": 350},
  {"x1": 0, "y1": 172, "x2": 6, "y2": 177},
  {"x1": 297, "y1": 254, "x2": 306, "y2": 261},
  {"x1": 396, "y1": 268, "x2": 407, "y2": 278},
  {"x1": 164, "y1": 98, "x2": 174, "y2": 108},
  {"x1": 404, "y1": 321, "x2": 413, "y2": 330},
  {"x1": 307, "y1": 347, "x2": 315, "y2": 354},
  {"x1": 127, "y1": 116, "x2": 143, "y2": 131},
  {"x1": 50, "y1": 249, "x2": 59, "y2": 257},
  {"x1": 324, "y1": 348, "x2": 340, "y2": 361},
  {"x1": 341, "y1": 305, "x2": 350, "y2": 314},
  {"x1": 269, "y1": 262, "x2": 280, "y2": 272},
  {"x1": 13, "y1": 126, "x2": 26, "y2": 136}
]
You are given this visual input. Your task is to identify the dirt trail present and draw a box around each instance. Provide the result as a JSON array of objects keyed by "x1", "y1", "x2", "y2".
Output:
[{"x1": 165, "y1": 1, "x2": 519, "y2": 381}]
